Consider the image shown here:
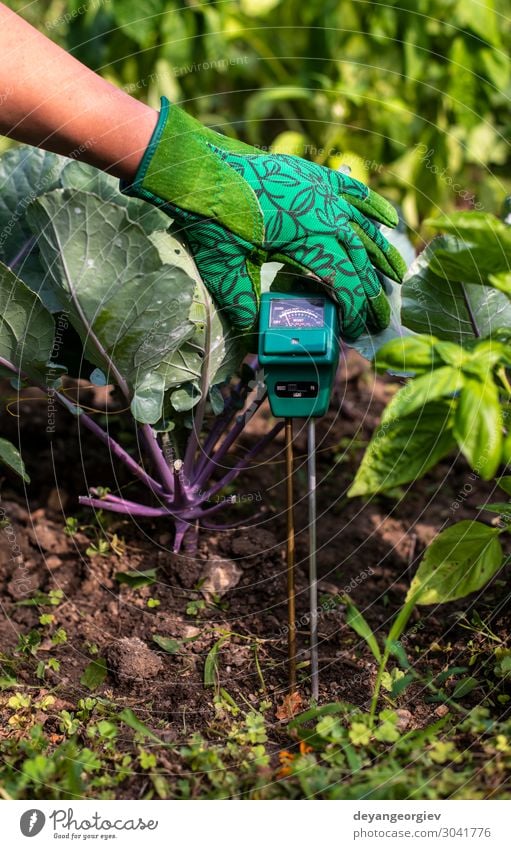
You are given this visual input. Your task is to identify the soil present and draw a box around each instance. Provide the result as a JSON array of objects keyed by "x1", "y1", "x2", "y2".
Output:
[{"x1": 0, "y1": 351, "x2": 510, "y2": 741}]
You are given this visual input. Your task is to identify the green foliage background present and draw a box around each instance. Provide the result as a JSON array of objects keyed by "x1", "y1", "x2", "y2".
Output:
[{"x1": 6, "y1": 0, "x2": 511, "y2": 230}]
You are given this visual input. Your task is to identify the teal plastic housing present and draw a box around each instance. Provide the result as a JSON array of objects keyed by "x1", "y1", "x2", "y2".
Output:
[{"x1": 258, "y1": 292, "x2": 340, "y2": 418}]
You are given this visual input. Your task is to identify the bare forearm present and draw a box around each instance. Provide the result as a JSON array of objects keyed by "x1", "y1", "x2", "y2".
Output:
[{"x1": 0, "y1": 3, "x2": 157, "y2": 179}]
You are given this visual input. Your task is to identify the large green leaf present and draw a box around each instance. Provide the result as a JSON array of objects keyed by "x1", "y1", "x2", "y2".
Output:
[
  {"x1": 402, "y1": 236, "x2": 511, "y2": 345},
  {"x1": 348, "y1": 402, "x2": 456, "y2": 497},
  {"x1": 61, "y1": 162, "x2": 245, "y2": 404},
  {"x1": 0, "y1": 263, "x2": 56, "y2": 483},
  {"x1": 453, "y1": 377, "x2": 502, "y2": 479},
  {"x1": 426, "y1": 213, "x2": 511, "y2": 286},
  {"x1": 0, "y1": 261, "x2": 55, "y2": 378},
  {"x1": 148, "y1": 230, "x2": 246, "y2": 410},
  {"x1": 374, "y1": 335, "x2": 439, "y2": 374},
  {"x1": 407, "y1": 520, "x2": 503, "y2": 605},
  {"x1": 27, "y1": 190, "x2": 197, "y2": 424},
  {"x1": 380, "y1": 366, "x2": 463, "y2": 425},
  {"x1": 0, "y1": 146, "x2": 68, "y2": 310},
  {"x1": 60, "y1": 161, "x2": 171, "y2": 234}
]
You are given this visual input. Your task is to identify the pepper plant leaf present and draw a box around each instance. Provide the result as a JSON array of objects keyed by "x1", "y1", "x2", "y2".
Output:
[
  {"x1": 453, "y1": 376, "x2": 502, "y2": 479},
  {"x1": 402, "y1": 235, "x2": 511, "y2": 344},
  {"x1": 380, "y1": 366, "x2": 463, "y2": 425},
  {"x1": 407, "y1": 520, "x2": 503, "y2": 605},
  {"x1": 348, "y1": 401, "x2": 456, "y2": 497}
]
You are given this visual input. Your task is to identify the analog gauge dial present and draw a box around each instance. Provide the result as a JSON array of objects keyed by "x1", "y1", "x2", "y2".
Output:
[{"x1": 270, "y1": 298, "x2": 325, "y2": 328}]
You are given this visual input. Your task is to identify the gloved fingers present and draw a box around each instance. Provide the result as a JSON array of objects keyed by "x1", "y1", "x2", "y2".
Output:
[
  {"x1": 341, "y1": 187, "x2": 399, "y2": 229},
  {"x1": 345, "y1": 204, "x2": 407, "y2": 283},
  {"x1": 328, "y1": 168, "x2": 399, "y2": 229},
  {"x1": 283, "y1": 236, "x2": 371, "y2": 341},
  {"x1": 364, "y1": 286, "x2": 392, "y2": 335},
  {"x1": 338, "y1": 228, "x2": 391, "y2": 334}
]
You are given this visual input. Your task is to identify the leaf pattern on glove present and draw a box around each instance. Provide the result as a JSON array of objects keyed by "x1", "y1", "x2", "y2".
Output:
[
  {"x1": 123, "y1": 98, "x2": 405, "y2": 333},
  {"x1": 191, "y1": 146, "x2": 399, "y2": 337}
]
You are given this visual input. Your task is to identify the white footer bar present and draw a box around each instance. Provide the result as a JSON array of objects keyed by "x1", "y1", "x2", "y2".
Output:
[{"x1": 3, "y1": 799, "x2": 511, "y2": 849}]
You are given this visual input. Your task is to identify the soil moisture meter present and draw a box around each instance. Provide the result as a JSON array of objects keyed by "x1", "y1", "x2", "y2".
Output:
[
  {"x1": 258, "y1": 291, "x2": 340, "y2": 700},
  {"x1": 258, "y1": 293, "x2": 340, "y2": 418}
]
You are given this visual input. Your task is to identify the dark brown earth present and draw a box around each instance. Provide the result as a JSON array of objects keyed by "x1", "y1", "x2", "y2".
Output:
[{"x1": 0, "y1": 350, "x2": 509, "y2": 737}]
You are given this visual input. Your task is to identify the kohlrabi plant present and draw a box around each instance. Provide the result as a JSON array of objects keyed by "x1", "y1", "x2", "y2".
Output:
[{"x1": 0, "y1": 146, "x2": 283, "y2": 551}]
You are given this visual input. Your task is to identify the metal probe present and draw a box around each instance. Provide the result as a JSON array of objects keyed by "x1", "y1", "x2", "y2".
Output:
[
  {"x1": 285, "y1": 417, "x2": 297, "y2": 691},
  {"x1": 285, "y1": 417, "x2": 319, "y2": 699},
  {"x1": 307, "y1": 419, "x2": 319, "y2": 700},
  {"x1": 258, "y1": 291, "x2": 339, "y2": 698}
]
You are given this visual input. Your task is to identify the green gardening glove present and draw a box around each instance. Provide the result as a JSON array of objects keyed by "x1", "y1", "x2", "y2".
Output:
[{"x1": 121, "y1": 97, "x2": 406, "y2": 339}]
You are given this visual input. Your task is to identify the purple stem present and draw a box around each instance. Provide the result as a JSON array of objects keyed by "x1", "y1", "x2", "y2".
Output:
[
  {"x1": 201, "y1": 420, "x2": 285, "y2": 502},
  {"x1": 196, "y1": 392, "x2": 267, "y2": 488},
  {"x1": 172, "y1": 461, "x2": 188, "y2": 508},
  {"x1": 88, "y1": 489, "x2": 147, "y2": 507},
  {"x1": 79, "y1": 496, "x2": 171, "y2": 518},
  {"x1": 89, "y1": 489, "x2": 125, "y2": 501},
  {"x1": 8, "y1": 236, "x2": 37, "y2": 270},
  {"x1": 0, "y1": 356, "x2": 18, "y2": 375},
  {"x1": 73, "y1": 409, "x2": 167, "y2": 498},
  {"x1": 138, "y1": 424, "x2": 175, "y2": 494},
  {"x1": 181, "y1": 520, "x2": 199, "y2": 555},
  {"x1": 193, "y1": 400, "x2": 241, "y2": 476},
  {"x1": 173, "y1": 521, "x2": 190, "y2": 553},
  {"x1": 195, "y1": 414, "x2": 247, "y2": 488},
  {"x1": 179, "y1": 499, "x2": 233, "y2": 521}
]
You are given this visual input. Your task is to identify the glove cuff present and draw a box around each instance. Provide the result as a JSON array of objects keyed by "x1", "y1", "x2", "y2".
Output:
[
  {"x1": 120, "y1": 97, "x2": 264, "y2": 244},
  {"x1": 119, "y1": 96, "x2": 173, "y2": 205}
]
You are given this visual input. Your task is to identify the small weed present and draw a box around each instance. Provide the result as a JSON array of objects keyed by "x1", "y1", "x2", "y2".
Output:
[
  {"x1": 147, "y1": 597, "x2": 160, "y2": 609},
  {"x1": 186, "y1": 598, "x2": 206, "y2": 617}
]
